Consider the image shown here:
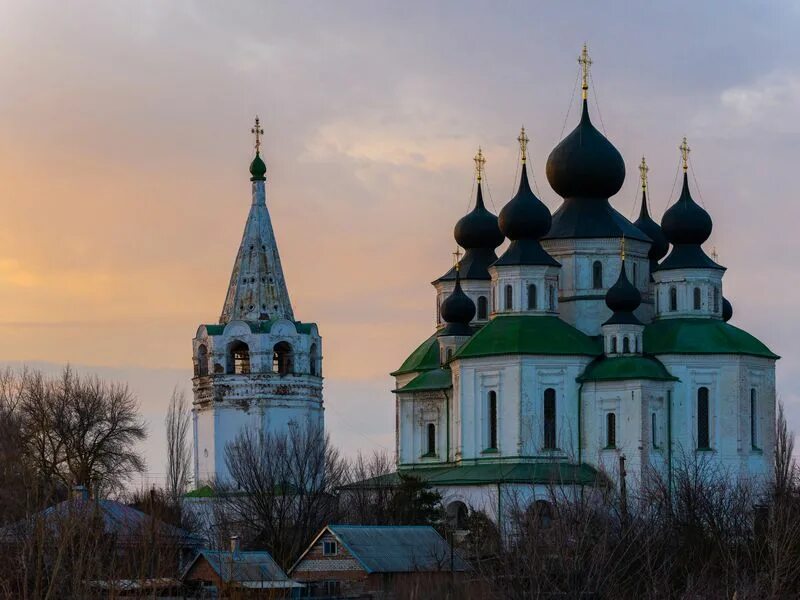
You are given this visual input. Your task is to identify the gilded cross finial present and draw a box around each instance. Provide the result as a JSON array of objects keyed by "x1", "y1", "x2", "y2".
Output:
[
  {"x1": 578, "y1": 43, "x2": 592, "y2": 100},
  {"x1": 639, "y1": 156, "x2": 649, "y2": 193},
  {"x1": 621, "y1": 235, "x2": 626, "y2": 262},
  {"x1": 474, "y1": 147, "x2": 486, "y2": 182},
  {"x1": 679, "y1": 137, "x2": 690, "y2": 172},
  {"x1": 251, "y1": 116, "x2": 264, "y2": 154},
  {"x1": 453, "y1": 247, "x2": 463, "y2": 271},
  {"x1": 517, "y1": 126, "x2": 529, "y2": 164}
]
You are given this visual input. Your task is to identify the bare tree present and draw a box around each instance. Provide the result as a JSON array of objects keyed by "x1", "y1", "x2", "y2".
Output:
[
  {"x1": 774, "y1": 399, "x2": 796, "y2": 499},
  {"x1": 164, "y1": 388, "x2": 192, "y2": 505}
]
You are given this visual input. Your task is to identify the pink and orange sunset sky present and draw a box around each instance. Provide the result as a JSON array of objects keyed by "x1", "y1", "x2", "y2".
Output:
[{"x1": 2, "y1": 1, "x2": 800, "y2": 482}]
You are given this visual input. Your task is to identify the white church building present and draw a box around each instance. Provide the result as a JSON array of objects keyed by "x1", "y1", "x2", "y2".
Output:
[
  {"x1": 191, "y1": 119, "x2": 323, "y2": 485},
  {"x1": 391, "y1": 47, "x2": 778, "y2": 523}
]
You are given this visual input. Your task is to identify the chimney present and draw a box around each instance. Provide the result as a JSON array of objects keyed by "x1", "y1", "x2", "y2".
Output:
[
  {"x1": 230, "y1": 535, "x2": 240, "y2": 559},
  {"x1": 72, "y1": 485, "x2": 89, "y2": 501}
]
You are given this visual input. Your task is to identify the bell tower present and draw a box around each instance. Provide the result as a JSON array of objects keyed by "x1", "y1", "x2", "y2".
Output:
[{"x1": 191, "y1": 118, "x2": 324, "y2": 486}]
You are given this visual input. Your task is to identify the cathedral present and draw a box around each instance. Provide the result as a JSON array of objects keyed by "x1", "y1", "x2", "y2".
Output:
[
  {"x1": 392, "y1": 46, "x2": 778, "y2": 519},
  {"x1": 191, "y1": 118, "x2": 323, "y2": 485}
]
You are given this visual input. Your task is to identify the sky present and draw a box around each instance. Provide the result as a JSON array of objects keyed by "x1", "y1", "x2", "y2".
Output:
[{"x1": 1, "y1": 1, "x2": 800, "y2": 486}]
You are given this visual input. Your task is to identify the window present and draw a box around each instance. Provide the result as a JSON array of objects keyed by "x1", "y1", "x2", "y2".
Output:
[
  {"x1": 272, "y1": 341, "x2": 293, "y2": 375},
  {"x1": 750, "y1": 389, "x2": 758, "y2": 449},
  {"x1": 693, "y1": 287, "x2": 702, "y2": 310},
  {"x1": 622, "y1": 336, "x2": 630, "y2": 353},
  {"x1": 447, "y1": 501, "x2": 469, "y2": 530},
  {"x1": 611, "y1": 337, "x2": 617, "y2": 353},
  {"x1": 669, "y1": 287, "x2": 678, "y2": 312},
  {"x1": 477, "y1": 296, "x2": 488, "y2": 320},
  {"x1": 652, "y1": 412, "x2": 658, "y2": 448},
  {"x1": 544, "y1": 388, "x2": 556, "y2": 450},
  {"x1": 632, "y1": 262, "x2": 638, "y2": 286},
  {"x1": 531, "y1": 500, "x2": 554, "y2": 529},
  {"x1": 309, "y1": 343, "x2": 319, "y2": 376},
  {"x1": 697, "y1": 387, "x2": 710, "y2": 449},
  {"x1": 196, "y1": 344, "x2": 208, "y2": 377},
  {"x1": 436, "y1": 297, "x2": 441, "y2": 324},
  {"x1": 527, "y1": 284, "x2": 537, "y2": 310},
  {"x1": 488, "y1": 391, "x2": 498, "y2": 450},
  {"x1": 230, "y1": 341, "x2": 250, "y2": 374},
  {"x1": 606, "y1": 413, "x2": 616, "y2": 448},
  {"x1": 549, "y1": 286, "x2": 555, "y2": 309},
  {"x1": 634, "y1": 337, "x2": 639, "y2": 353},
  {"x1": 446, "y1": 348, "x2": 453, "y2": 361},
  {"x1": 323, "y1": 581, "x2": 341, "y2": 596},
  {"x1": 505, "y1": 285, "x2": 513, "y2": 310},
  {"x1": 323, "y1": 540, "x2": 338, "y2": 556},
  {"x1": 713, "y1": 287, "x2": 720, "y2": 313},
  {"x1": 426, "y1": 423, "x2": 436, "y2": 456},
  {"x1": 593, "y1": 261, "x2": 603, "y2": 289}
]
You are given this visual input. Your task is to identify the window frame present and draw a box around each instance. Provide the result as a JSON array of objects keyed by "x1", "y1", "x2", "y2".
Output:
[
  {"x1": 697, "y1": 386, "x2": 711, "y2": 450},
  {"x1": 477, "y1": 296, "x2": 488, "y2": 320},
  {"x1": 323, "y1": 540, "x2": 338, "y2": 556},
  {"x1": 487, "y1": 391, "x2": 498, "y2": 451},
  {"x1": 606, "y1": 412, "x2": 616, "y2": 449},
  {"x1": 543, "y1": 388, "x2": 557, "y2": 450}
]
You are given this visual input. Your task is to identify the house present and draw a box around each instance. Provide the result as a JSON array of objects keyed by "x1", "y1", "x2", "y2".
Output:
[
  {"x1": 182, "y1": 537, "x2": 303, "y2": 598},
  {"x1": 289, "y1": 525, "x2": 470, "y2": 598}
]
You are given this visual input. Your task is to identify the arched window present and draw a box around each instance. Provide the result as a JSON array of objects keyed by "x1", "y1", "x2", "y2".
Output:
[
  {"x1": 611, "y1": 337, "x2": 618, "y2": 353},
  {"x1": 634, "y1": 337, "x2": 639, "y2": 353},
  {"x1": 713, "y1": 287, "x2": 720, "y2": 313},
  {"x1": 669, "y1": 287, "x2": 678, "y2": 312},
  {"x1": 606, "y1": 413, "x2": 616, "y2": 448},
  {"x1": 543, "y1": 388, "x2": 556, "y2": 450},
  {"x1": 693, "y1": 287, "x2": 702, "y2": 310},
  {"x1": 230, "y1": 341, "x2": 250, "y2": 374},
  {"x1": 697, "y1": 387, "x2": 710, "y2": 449},
  {"x1": 527, "y1": 284, "x2": 537, "y2": 310},
  {"x1": 651, "y1": 412, "x2": 658, "y2": 448},
  {"x1": 549, "y1": 286, "x2": 555, "y2": 310},
  {"x1": 426, "y1": 423, "x2": 436, "y2": 456},
  {"x1": 622, "y1": 336, "x2": 630, "y2": 353},
  {"x1": 504, "y1": 285, "x2": 513, "y2": 310},
  {"x1": 477, "y1": 296, "x2": 488, "y2": 320},
  {"x1": 488, "y1": 391, "x2": 498, "y2": 450},
  {"x1": 447, "y1": 501, "x2": 469, "y2": 530},
  {"x1": 196, "y1": 344, "x2": 208, "y2": 377},
  {"x1": 593, "y1": 261, "x2": 603, "y2": 289},
  {"x1": 530, "y1": 500, "x2": 554, "y2": 529},
  {"x1": 309, "y1": 343, "x2": 319, "y2": 376},
  {"x1": 272, "y1": 341, "x2": 293, "y2": 375},
  {"x1": 750, "y1": 389, "x2": 758, "y2": 449},
  {"x1": 436, "y1": 297, "x2": 441, "y2": 324}
]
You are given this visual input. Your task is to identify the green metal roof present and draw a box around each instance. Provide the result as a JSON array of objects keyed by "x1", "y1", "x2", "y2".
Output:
[
  {"x1": 391, "y1": 332, "x2": 440, "y2": 376},
  {"x1": 644, "y1": 318, "x2": 779, "y2": 359},
  {"x1": 577, "y1": 355, "x2": 678, "y2": 383},
  {"x1": 455, "y1": 315, "x2": 602, "y2": 360},
  {"x1": 351, "y1": 462, "x2": 600, "y2": 487},
  {"x1": 393, "y1": 367, "x2": 452, "y2": 393},
  {"x1": 200, "y1": 321, "x2": 317, "y2": 337},
  {"x1": 203, "y1": 325, "x2": 225, "y2": 335}
]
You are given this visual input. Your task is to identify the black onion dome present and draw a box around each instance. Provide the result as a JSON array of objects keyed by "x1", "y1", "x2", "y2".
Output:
[
  {"x1": 603, "y1": 260, "x2": 642, "y2": 325},
  {"x1": 498, "y1": 166, "x2": 552, "y2": 240},
  {"x1": 250, "y1": 152, "x2": 266, "y2": 181},
  {"x1": 722, "y1": 297, "x2": 733, "y2": 322},
  {"x1": 439, "y1": 271, "x2": 476, "y2": 337},
  {"x1": 454, "y1": 183, "x2": 504, "y2": 250},
  {"x1": 546, "y1": 100, "x2": 625, "y2": 200},
  {"x1": 661, "y1": 174, "x2": 712, "y2": 245},
  {"x1": 634, "y1": 190, "x2": 669, "y2": 263}
]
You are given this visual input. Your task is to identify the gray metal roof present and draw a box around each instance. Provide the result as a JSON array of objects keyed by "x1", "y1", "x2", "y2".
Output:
[
  {"x1": 191, "y1": 550, "x2": 291, "y2": 584},
  {"x1": 328, "y1": 525, "x2": 470, "y2": 573}
]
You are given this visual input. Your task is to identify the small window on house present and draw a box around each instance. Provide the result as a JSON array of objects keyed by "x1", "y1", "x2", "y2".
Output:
[
  {"x1": 272, "y1": 341, "x2": 293, "y2": 375},
  {"x1": 544, "y1": 388, "x2": 556, "y2": 450},
  {"x1": 527, "y1": 284, "x2": 537, "y2": 310},
  {"x1": 693, "y1": 287, "x2": 702, "y2": 310},
  {"x1": 622, "y1": 336, "x2": 630, "y2": 353},
  {"x1": 697, "y1": 387, "x2": 710, "y2": 449},
  {"x1": 323, "y1": 540, "x2": 338, "y2": 556},
  {"x1": 426, "y1": 423, "x2": 436, "y2": 456},
  {"x1": 611, "y1": 337, "x2": 618, "y2": 353},
  {"x1": 606, "y1": 413, "x2": 616, "y2": 448},
  {"x1": 505, "y1": 285, "x2": 513, "y2": 310},
  {"x1": 750, "y1": 389, "x2": 758, "y2": 449},
  {"x1": 230, "y1": 341, "x2": 250, "y2": 374},
  {"x1": 196, "y1": 344, "x2": 208, "y2": 377},
  {"x1": 593, "y1": 261, "x2": 603, "y2": 289},
  {"x1": 669, "y1": 287, "x2": 678, "y2": 312},
  {"x1": 488, "y1": 391, "x2": 498, "y2": 450},
  {"x1": 652, "y1": 412, "x2": 658, "y2": 448},
  {"x1": 477, "y1": 296, "x2": 488, "y2": 320}
]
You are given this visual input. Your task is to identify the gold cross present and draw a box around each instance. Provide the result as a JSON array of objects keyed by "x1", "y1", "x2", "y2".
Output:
[
  {"x1": 679, "y1": 137, "x2": 690, "y2": 172},
  {"x1": 517, "y1": 126, "x2": 529, "y2": 164},
  {"x1": 639, "y1": 156, "x2": 649, "y2": 192},
  {"x1": 474, "y1": 147, "x2": 486, "y2": 182},
  {"x1": 251, "y1": 116, "x2": 264, "y2": 153},
  {"x1": 453, "y1": 247, "x2": 463, "y2": 271},
  {"x1": 578, "y1": 43, "x2": 592, "y2": 100}
]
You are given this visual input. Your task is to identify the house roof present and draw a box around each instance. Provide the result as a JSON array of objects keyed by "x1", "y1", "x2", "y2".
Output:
[
  {"x1": 184, "y1": 550, "x2": 295, "y2": 586},
  {"x1": 297, "y1": 525, "x2": 470, "y2": 574}
]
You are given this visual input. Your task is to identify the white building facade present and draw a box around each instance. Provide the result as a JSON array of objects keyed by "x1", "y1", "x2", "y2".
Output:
[
  {"x1": 191, "y1": 130, "x2": 323, "y2": 486},
  {"x1": 392, "y1": 62, "x2": 778, "y2": 527}
]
